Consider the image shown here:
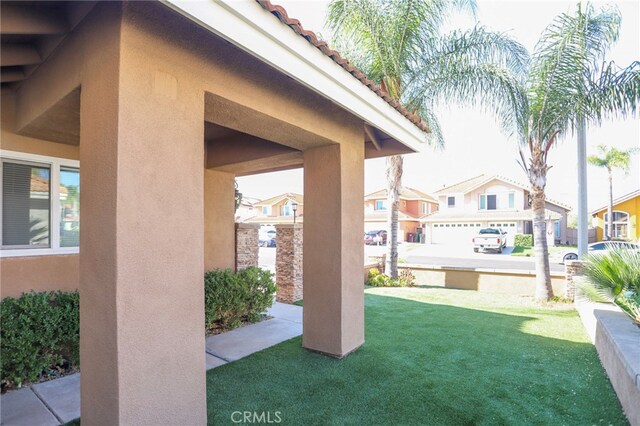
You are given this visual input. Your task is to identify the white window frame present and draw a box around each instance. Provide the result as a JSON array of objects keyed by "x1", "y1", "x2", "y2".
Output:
[
  {"x1": 1, "y1": 150, "x2": 79, "y2": 258},
  {"x1": 603, "y1": 210, "x2": 630, "y2": 239},
  {"x1": 375, "y1": 200, "x2": 387, "y2": 211}
]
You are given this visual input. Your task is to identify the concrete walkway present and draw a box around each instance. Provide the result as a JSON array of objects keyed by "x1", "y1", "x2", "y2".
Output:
[{"x1": 0, "y1": 302, "x2": 302, "y2": 426}]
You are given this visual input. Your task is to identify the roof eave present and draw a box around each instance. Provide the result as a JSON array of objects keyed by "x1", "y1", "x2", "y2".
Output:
[{"x1": 160, "y1": 0, "x2": 426, "y2": 152}]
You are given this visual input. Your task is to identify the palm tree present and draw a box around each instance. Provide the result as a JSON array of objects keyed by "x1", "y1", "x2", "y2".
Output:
[
  {"x1": 326, "y1": 0, "x2": 528, "y2": 279},
  {"x1": 517, "y1": 3, "x2": 639, "y2": 300},
  {"x1": 588, "y1": 145, "x2": 638, "y2": 239}
]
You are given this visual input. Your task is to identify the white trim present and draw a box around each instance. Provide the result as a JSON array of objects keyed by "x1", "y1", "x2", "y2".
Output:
[
  {"x1": 160, "y1": 0, "x2": 426, "y2": 151},
  {"x1": 0, "y1": 150, "x2": 79, "y2": 258}
]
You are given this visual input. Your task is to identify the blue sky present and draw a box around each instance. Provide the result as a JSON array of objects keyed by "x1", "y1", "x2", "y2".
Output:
[{"x1": 238, "y1": 0, "x2": 640, "y2": 211}]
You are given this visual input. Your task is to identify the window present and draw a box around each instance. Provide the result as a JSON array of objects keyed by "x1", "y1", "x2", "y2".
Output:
[
  {"x1": 447, "y1": 196, "x2": 455, "y2": 208},
  {"x1": 480, "y1": 194, "x2": 497, "y2": 210},
  {"x1": 554, "y1": 221, "x2": 560, "y2": 239},
  {"x1": 281, "y1": 201, "x2": 292, "y2": 216},
  {"x1": 508, "y1": 192, "x2": 515, "y2": 209},
  {"x1": 421, "y1": 202, "x2": 428, "y2": 214},
  {"x1": 375, "y1": 200, "x2": 387, "y2": 211},
  {"x1": 262, "y1": 206, "x2": 272, "y2": 215},
  {"x1": 603, "y1": 211, "x2": 630, "y2": 239},
  {"x1": 1, "y1": 151, "x2": 80, "y2": 257}
]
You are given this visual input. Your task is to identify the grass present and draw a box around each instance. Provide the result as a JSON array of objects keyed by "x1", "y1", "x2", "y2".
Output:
[
  {"x1": 206, "y1": 287, "x2": 627, "y2": 425},
  {"x1": 511, "y1": 245, "x2": 575, "y2": 257}
]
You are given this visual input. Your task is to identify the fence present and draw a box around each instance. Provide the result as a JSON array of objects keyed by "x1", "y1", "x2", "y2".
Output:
[{"x1": 565, "y1": 228, "x2": 596, "y2": 245}]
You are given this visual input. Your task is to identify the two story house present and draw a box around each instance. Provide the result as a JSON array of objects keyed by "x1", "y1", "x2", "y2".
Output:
[
  {"x1": 364, "y1": 187, "x2": 438, "y2": 242},
  {"x1": 421, "y1": 175, "x2": 571, "y2": 246},
  {"x1": 244, "y1": 193, "x2": 304, "y2": 224},
  {"x1": 591, "y1": 189, "x2": 640, "y2": 242}
]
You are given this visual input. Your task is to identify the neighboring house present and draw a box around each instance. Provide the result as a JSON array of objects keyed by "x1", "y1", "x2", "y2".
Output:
[
  {"x1": 364, "y1": 187, "x2": 438, "y2": 242},
  {"x1": 591, "y1": 189, "x2": 640, "y2": 242},
  {"x1": 243, "y1": 193, "x2": 304, "y2": 224},
  {"x1": 422, "y1": 175, "x2": 571, "y2": 246},
  {"x1": 235, "y1": 196, "x2": 260, "y2": 223}
]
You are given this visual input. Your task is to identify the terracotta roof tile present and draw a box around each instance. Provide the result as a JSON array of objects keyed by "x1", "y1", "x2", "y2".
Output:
[{"x1": 257, "y1": 1, "x2": 429, "y2": 133}]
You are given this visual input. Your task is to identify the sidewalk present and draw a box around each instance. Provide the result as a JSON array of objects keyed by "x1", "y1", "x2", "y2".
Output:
[{"x1": 0, "y1": 302, "x2": 302, "y2": 426}]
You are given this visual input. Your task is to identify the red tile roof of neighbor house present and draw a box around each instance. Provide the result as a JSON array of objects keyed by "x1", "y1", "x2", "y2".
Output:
[
  {"x1": 254, "y1": 192, "x2": 304, "y2": 206},
  {"x1": 591, "y1": 189, "x2": 640, "y2": 215},
  {"x1": 364, "y1": 187, "x2": 437, "y2": 203},
  {"x1": 257, "y1": 1, "x2": 429, "y2": 133},
  {"x1": 30, "y1": 175, "x2": 67, "y2": 194}
]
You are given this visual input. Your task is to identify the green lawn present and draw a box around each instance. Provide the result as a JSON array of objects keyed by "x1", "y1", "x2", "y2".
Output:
[
  {"x1": 207, "y1": 287, "x2": 627, "y2": 425},
  {"x1": 511, "y1": 245, "x2": 575, "y2": 257}
]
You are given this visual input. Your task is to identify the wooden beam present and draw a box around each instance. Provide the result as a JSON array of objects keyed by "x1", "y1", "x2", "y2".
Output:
[
  {"x1": 364, "y1": 123, "x2": 382, "y2": 151},
  {"x1": 1, "y1": 68, "x2": 24, "y2": 83},
  {"x1": 1, "y1": 4, "x2": 68, "y2": 35},
  {"x1": 1, "y1": 43, "x2": 41, "y2": 66}
]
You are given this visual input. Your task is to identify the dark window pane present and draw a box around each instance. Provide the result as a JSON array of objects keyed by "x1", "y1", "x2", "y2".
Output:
[{"x1": 2, "y1": 162, "x2": 50, "y2": 247}]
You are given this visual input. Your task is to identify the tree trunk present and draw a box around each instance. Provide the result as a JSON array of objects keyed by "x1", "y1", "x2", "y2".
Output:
[
  {"x1": 607, "y1": 168, "x2": 613, "y2": 240},
  {"x1": 528, "y1": 146, "x2": 554, "y2": 301},
  {"x1": 385, "y1": 155, "x2": 403, "y2": 279}
]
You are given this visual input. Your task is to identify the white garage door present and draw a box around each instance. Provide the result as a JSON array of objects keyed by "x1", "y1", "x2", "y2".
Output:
[
  {"x1": 430, "y1": 222, "x2": 481, "y2": 245},
  {"x1": 488, "y1": 222, "x2": 517, "y2": 246}
]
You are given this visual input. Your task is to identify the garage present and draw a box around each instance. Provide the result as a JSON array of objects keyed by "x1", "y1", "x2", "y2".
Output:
[
  {"x1": 429, "y1": 222, "x2": 481, "y2": 245},
  {"x1": 488, "y1": 222, "x2": 517, "y2": 245}
]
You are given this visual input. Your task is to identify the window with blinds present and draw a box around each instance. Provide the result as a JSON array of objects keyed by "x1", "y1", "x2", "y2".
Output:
[{"x1": 2, "y1": 161, "x2": 51, "y2": 248}]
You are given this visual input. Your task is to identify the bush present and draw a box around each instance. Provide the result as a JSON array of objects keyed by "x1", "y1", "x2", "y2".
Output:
[
  {"x1": 366, "y1": 268, "x2": 415, "y2": 287},
  {"x1": 579, "y1": 248, "x2": 640, "y2": 325},
  {"x1": 1, "y1": 291, "x2": 79, "y2": 390},
  {"x1": 204, "y1": 267, "x2": 276, "y2": 332},
  {"x1": 514, "y1": 234, "x2": 533, "y2": 248}
]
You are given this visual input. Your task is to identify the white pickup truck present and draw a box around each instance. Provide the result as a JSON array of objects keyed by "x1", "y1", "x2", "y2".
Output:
[{"x1": 473, "y1": 228, "x2": 507, "y2": 253}]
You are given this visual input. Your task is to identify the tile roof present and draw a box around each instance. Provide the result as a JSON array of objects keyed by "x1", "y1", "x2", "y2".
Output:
[
  {"x1": 591, "y1": 189, "x2": 640, "y2": 215},
  {"x1": 257, "y1": 1, "x2": 429, "y2": 133},
  {"x1": 420, "y1": 209, "x2": 562, "y2": 222},
  {"x1": 30, "y1": 175, "x2": 67, "y2": 194},
  {"x1": 365, "y1": 210, "x2": 420, "y2": 222},
  {"x1": 254, "y1": 192, "x2": 304, "y2": 206},
  {"x1": 364, "y1": 187, "x2": 437, "y2": 202},
  {"x1": 434, "y1": 174, "x2": 571, "y2": 210}
]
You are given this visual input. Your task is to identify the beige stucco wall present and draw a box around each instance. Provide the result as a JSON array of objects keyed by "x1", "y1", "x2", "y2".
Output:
[
  {"x1": 400, "y1": 265, "x2": 566, "y2": 296},
  {"x1": 1, "y1": 255, "x2": 79, "y2": 298},
  {"x1": 204, "y1": 170, "x2": 236, "y2": 271}
]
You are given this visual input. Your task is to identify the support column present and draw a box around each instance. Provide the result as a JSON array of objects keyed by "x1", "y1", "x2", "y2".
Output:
[
  {"x1": 236, "y1": 223, "x2": 260, "y2": 271},
  {"x1": 275, "y1": 224, "x2": 303, "y2": 303},
  {"x1": 303, "y1": 142, "x2": 364, "y2": 357},
  {"x1": 79, "y1": 17, "x2": 206, "y2": 424},
  {"x1": 205, "y1": 170, "x2": 236, "y2": 271}
]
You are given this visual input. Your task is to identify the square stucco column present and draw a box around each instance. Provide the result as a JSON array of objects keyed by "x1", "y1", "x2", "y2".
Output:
[
  {"x1": 79, "y1": 39, "x2": 206, "y2": 423},
  {"x1": 275, "y1": 223, "x2": 303, "y2": 303},
  {"x1": 303, "y1": 142, "x2": 364, "y2": 357},
  {"x1": 205, "y1": 170, "x2": 236, "y2": 271}
]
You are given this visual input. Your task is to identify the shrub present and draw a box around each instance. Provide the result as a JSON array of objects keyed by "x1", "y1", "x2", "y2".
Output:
[
  {"x1": 204, "y1": 267, "x2": 276, "y2": 332},
  {"x1": 366, "y1": 268, "x2": 415, "y2": 287},
  {"x1": 579, "y1": 248, "x2": 640, "y2": 325},
  {"x1": 1, "y1": 291, "x2": 80, "y2": 390},
  {"x1": 514, "y1": 234, "x2": 533, "y2": 248}
]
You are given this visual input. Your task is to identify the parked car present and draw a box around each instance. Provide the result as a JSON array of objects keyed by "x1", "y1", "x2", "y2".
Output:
[
  {"x1": 472, "y1": 228, "x2": 507, "y2": 253},
  {"x1": 555, "y1": 241, "x2": 640, "y2": 264},
  {"x1": 364, "y1": 230, "x2": 387, "y2": 245},
  {"x1": 259, "y1": 229, "x2": 276, "y2": 247}
]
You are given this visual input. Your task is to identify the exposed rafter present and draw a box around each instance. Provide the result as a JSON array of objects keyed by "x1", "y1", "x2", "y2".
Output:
[{"x1": 364, "y1": 123, "x2": 382, "y2": 151}]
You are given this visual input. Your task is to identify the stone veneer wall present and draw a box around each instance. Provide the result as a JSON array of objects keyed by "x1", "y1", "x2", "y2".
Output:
[
  {"x1": 235, "y1": 223, "x2": 259, "y2": 271},
  {"x1": 275, "y1": 224, "x2": 303, "y2": 303},
  {"x1": 564, "y1": 260, "x2": 584, "y2": 301}
]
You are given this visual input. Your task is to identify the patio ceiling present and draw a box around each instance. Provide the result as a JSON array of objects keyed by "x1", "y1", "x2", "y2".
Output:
[{"x1": 0, "y1": 2, "x2": 95, "y2": 91}]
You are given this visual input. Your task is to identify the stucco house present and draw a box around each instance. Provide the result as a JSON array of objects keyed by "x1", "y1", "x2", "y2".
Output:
[
  {"x1": 244, "y1": 192, "x2": 304, "y2": 224},
  {"x1": 364, "y1": 187, "x2": 438, "y2": 242},
  {"x1": 0, "y1": 1, "x2": 428, "y2": 423},
  {"x1": 591, "y1": 189, "x2": 640, "y2": 242},
  {"x1": 422, "y1": 175, "x2": 571, "y2": 246}
]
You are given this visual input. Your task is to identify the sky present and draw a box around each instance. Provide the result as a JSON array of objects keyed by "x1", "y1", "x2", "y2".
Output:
[{"x1": 237, "y1": 0, "x2": 640, "y2": 212}]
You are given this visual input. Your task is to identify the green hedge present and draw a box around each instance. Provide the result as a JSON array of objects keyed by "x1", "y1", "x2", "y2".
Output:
[
  {"x1": 1, "y1": 291, "x2": 79, "y2": 389},
  {"x1": 204, "y1": 267, "x2": 276, "y2": 333},
  {"x1": 1, "y1": 267, "x2": 276, "y2": 390},
  {"x1": 514, "y1": 234, "x2": 533, "y2": 248}
]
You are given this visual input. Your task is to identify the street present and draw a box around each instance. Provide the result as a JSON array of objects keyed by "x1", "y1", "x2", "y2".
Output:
[{"x1": 259, "y1": 243, "x2": 565, "y2": 273}]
